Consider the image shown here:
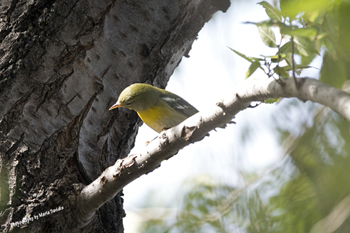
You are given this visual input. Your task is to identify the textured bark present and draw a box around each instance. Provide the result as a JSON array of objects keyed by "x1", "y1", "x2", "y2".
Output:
[{"x1": 0, "y1": 0, "x2": 230, "y2": 232}]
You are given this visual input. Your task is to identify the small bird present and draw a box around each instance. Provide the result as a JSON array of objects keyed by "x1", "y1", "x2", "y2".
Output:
[{"x1": 109, "y1": 83, "x2": 198, "y2": 133}]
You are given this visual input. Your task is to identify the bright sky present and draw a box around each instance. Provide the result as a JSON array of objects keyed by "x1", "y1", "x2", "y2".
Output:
[{"x1": 123, "y1": 0, "x2": 322, "y2": 232}]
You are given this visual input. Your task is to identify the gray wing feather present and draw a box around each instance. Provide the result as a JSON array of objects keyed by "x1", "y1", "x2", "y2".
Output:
[{"x1": 160, "y1": 92, "x2": 198, "y2": 117}]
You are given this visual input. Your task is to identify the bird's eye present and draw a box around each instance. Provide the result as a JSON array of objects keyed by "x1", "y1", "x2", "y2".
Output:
[{"x1": 125, "y1": 101, "x2": 133, "y2": 106}]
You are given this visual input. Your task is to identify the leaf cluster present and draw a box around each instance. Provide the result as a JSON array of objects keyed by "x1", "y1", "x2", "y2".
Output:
[{"x1": 230, "y1": 0, "x2": 350, "y2": 90}]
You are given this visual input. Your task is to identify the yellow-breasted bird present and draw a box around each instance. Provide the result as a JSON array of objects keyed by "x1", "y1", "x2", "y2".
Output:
[{"x1": 109, "y1": 83, "x2": 198, "y2": 133}]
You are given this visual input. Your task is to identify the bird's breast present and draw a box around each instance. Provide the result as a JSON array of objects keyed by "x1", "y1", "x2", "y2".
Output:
[{"x1": 137, "y1": 104, "x2": 188, "y2": 133}]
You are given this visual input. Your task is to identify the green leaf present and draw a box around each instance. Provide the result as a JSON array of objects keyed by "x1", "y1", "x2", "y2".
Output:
[
  {"x1": 284, "y1": 52, "x2": 293, "y2": 67},
  {"x1": 307, "y1": 10, "x2": 321, "y2": 23},
  {"x1": 246, "y1": 61, "x2": 261, "y2": 79},
  {"x1": 275, "y1": 42, "x2": 292, "y2": 63},
  {"x1": 320, "y1": 51, "x2": 347, "y2": 89},
  {"x1": 281, "y1": 0, "x2": 333, "y2": 19},
  {"x1": 261, "y1": 54, "x2": 281, "y2": 59},
  {"x1": 244, "y1": 20, "x2": 286, "y2": 28},
  {"x1": 300, "y1": 52, "x2": 317, "y2": 66},
  {"x1": 229, "y1": 47, "x2": 265, "y2": 76},
  {"x1": 274, "y1": 66, "x2": 290, "y2": 77},
  {"x1": 261, "y1": 54, "x2": 286, "y2": 63},
  {"x1": 293, "y1": 36, "x2": 318, "y2": 56},
  {"x1": 258, "y1": 1, "x2": 282, "y2": 22},
  {"x1": 273, "y1": 63, "x2": 313, "y2": 78},
  {"x1": 257, "y1": 25, "x2": 277, "y2": 47},
  {"x1": 281, "y1": 27, "x2": 318, "y2": 38},
  {"x1": 288, "y1": 64, "x2": 313, "y2": 71},
  {"x1": 228, "y1": 47, "x2": 254, "y2": 63},
  {"x1": 228, "y1": 47, "x2": 264, "y2": 63},
  {"x1": 279, "y1": 41, "x2": 292, "y2": 53},
  {"x1": 272, "y1": 54, "x2": 287, "y2": 63},
  {"x1": 264, "y1": 98, "x2": 280, "y2": 104},
  {"x1": 315, "y1": 32, "x2": 327, "y2": 40}
]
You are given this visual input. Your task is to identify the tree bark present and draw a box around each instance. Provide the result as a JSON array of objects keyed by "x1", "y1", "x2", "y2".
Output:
[{"x1": 0, "y1": 0, "x2": 230, "y2": 232}]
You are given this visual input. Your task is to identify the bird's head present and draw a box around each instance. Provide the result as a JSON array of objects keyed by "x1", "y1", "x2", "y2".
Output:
[{"x1": 109, "y1": 83, "x2": 158, "y2": 112}]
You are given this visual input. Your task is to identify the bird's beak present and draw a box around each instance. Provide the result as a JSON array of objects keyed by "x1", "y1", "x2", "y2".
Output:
[{"x1": 109, "y1": 101, "x2": 121, "y2": 110}]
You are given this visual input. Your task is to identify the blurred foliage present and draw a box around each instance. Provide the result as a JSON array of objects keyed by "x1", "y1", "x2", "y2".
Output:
[
  {"x1": 138, "y1": 1, "x2": 350, "y2": 232},
  {"x1": 140, "y1": 108, "x2": 350, "y2": 233},
  {"x1": 230, "y1": 0, "x2": 350, "y2": 90},
  {"x1": 267, "y1": 112, "x2": 350, "y2": 233}
]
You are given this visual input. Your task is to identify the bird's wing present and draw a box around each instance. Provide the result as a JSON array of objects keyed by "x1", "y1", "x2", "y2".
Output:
[{"x1": 160, "y1": 92, "x2": 198, "y2": 117}]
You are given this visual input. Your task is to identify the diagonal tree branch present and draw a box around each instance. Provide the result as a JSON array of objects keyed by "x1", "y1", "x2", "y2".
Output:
[{"x1": 73, "y1": 77, "x2": 350, "y2": 227}]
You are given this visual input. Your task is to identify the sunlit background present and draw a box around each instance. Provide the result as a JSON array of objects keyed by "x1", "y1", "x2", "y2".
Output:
[{"x1": 123, "y1": 0, "x2": 350, "y2": 232}]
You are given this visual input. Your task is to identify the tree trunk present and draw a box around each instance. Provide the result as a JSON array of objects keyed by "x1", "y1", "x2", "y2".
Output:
[{"x1": 0, "y1": 0, "x2": 230, "y2": 232}]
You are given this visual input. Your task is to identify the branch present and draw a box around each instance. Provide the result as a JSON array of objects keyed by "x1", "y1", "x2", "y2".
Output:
[{"x1": 73, "y1": 77, "x2": 350, "y2": 227}]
